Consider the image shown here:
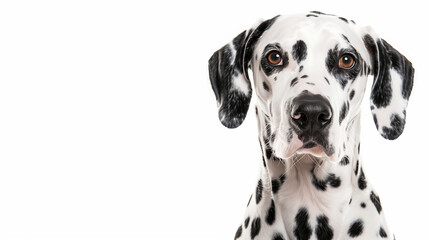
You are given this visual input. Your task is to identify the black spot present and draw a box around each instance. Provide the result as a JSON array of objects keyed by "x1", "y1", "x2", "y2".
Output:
[
  {"x1": 271, "y1": 179, "x2": 280, "y2": 194},
  {"x1": 339, "y1": 102, "x2": 348, "y2": 124},
  {"x1": 340, "y1": 156, "x2": 350, "y2": 165},
  {"x1": 338, "y1": 17, "x2": 348, "y2": 23},
  {"x1": 324, "y1": 77, "x2": 330, "y2": 85},
  {"x1": 247, "y1": 194, "x2": 252, "y2": 206},
  {"x1": 325, "y1": 45, "x2": 362, "y2": 89},
  {"x1": 244, "y1": 217, "x2": 250, "y2": 228},
  {"x1": 263, "y1": 81, "x2": 270, "y2": 92},
  {"x1": 301, "y1": 75, "x2": 308, "y2": 78},
  {"x1": 292, "y1": 40, "x2": 308, "y2": 64},
  {"x1": 291, "y1": 77, "x2": 299, "y2": 87},
  {"x1": 306, "y1": 82, "x2": 315, "y2": 86},
  {"x1": 351, "y1": 20, "x2": 356, "y2": 24},
  {"x1": 328, "y1": 174, "x2": 341, "y2": 188},
  {"x1": 358, "y1": 143, "x2": 360, "y2": 153},
  {"x1": 354, "y1": 160, "x2": 359, "y2": 175},
  {"x1": 358, "y1": 169, "x2": 367, "y2": 190},
  {"x1": 256, "y1": 179, "x2": 263, "y2": 204},
  {"x1": 381, "y1": 114, "x2": 405, "y2": 140},
  {"x1": 265, "y1": 147, "x2": 273, "y2": 160},
  {"x1": 287, "y1": 128, "x2": 293, "y2": 143},
  {"x1": 261, "y1": 43, "x2": 289, "y2": 76},
  {"x1": 306, "y1": 14, "x2": 319, "y2": 18},
  {"x1": 235, "y1": 225, "x2": 242, "y2": 240},
  {"x1": 293, "y1": 208, "x2": 312, "y2": 240},
  {"x1": 312, "y1": 167, "x2": 341, "y2": 191},
  {"x1": 274, "y1": 76, "x2": 277, "y2": 81},
  {"x1": 361, "y1": 202, "x2": 366, "y2": 208},
  {"x1": 348, "y1": 219, "x2": 364, "y2": 237},
  {"x1": 280, "y1": 174, "x2": 286, "y2": 183},
  {"x1": 379, "y1": 227, "x2": 388, "y2": 238},
  {"x1": 349, "y1": 90, "x2": 355, "y2": 100},
  {"x1": 299, "y1": 66, "x2": 304, "y2": 72},
  {"x1": 266, "y1": 200, "x2": 276, "y2": 225},
  {"x1": 372, "y1": 113, "x2": 379, "y2": 130},
  {"x1": 370, "y1": 191, "x2": 382, "y2": 214},
  {"x1": 272, "y1": 233, "x2": 285, "y2": 240},
  {"x1": 310, "y1": 11, "x2": 333, "y2": 15},
  {"x1": 342, "y1": 34, "x2": 350, "y2": 43},
  {"x1": 349, "y1": 198, "x2": 352, "y2": 204},
  {"x1": 315, "y1": 215, "x2": 333, "y2": 240},
  {"x1": 250, "y1": 217, "x2": 261, "y2": 239},
  {"x1": 312, "y1": 173, "x2": 327, "y2": 191}
]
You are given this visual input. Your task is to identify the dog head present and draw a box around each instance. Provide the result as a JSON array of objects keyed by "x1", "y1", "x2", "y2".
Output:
[{"x1": 208, "y1": 12, "x2": 414, "y2": 162}]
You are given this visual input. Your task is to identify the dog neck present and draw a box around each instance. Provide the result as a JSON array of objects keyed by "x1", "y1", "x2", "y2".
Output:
[{"x1": 255, "y1": 109, "x2": 363, "y2": 228}]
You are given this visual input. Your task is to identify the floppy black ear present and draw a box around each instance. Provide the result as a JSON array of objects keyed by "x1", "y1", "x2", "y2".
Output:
[
  {"x1": 363, "y1": 31, "x2": 414, "y2": 140},
  {"x1": 208, "y1": 16, "x2": 279, "y2": 128}
]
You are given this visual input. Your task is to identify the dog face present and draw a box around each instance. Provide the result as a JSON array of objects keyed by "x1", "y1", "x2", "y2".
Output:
[{"x1": 208, "y1": 12, "x2": 414, "y2": 162}]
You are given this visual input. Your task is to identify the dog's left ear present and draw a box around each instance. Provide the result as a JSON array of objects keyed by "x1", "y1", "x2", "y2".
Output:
[
  {"x1": 362, "y1": 28, "x2": 414, "y2": 140},
  {"x1": 208, "y1": 16, "x2": 279, "y2": 128}
]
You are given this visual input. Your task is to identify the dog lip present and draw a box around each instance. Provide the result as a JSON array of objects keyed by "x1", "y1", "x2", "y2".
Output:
[
  {"x1": 298, "y1": 140, "x2": 334, "y2": 157},
  {"x1": 302, "y1": 141, "x2": 317, "y2": 149}
]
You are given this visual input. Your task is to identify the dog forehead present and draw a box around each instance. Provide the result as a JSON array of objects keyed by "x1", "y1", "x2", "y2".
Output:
[{"x1": 255, "y1": 14, "x2": 363, "y2": 53}]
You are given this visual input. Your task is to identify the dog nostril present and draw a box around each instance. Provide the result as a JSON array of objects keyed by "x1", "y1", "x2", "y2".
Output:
[
  {"x1": 292, "y1": 111, "x2": 308, "y2": 126},
  {"x1": 318, "y1": 111, "x2": 332, "y2": 125}
]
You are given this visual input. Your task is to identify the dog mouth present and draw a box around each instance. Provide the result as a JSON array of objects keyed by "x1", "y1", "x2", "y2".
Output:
[{"x1": 283, "y1": 139, "x2": 335, "y2": 161}]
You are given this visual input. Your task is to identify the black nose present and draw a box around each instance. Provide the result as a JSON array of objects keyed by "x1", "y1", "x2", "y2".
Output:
[{"x1": 290, "y1": 92, "x2": 332, "y2": 134}]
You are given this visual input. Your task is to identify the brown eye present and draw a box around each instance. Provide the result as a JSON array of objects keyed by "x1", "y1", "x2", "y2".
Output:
[
  {"x1": 267, "y1": 51, "x2": 283, "y2": 65},
  {"x1": 338, "y1": 54, "x2": 355, "y2": 69}
]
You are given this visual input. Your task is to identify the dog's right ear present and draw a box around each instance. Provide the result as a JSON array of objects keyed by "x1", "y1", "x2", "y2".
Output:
[{"x1": 208, "y1": 16, "x2": 279, "y2": 128}]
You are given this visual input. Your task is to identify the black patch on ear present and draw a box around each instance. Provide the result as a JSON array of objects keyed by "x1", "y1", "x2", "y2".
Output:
[
  {"x1": 382, "y1": 114, "x2": 405, "y2": 140},
  {"x1": 292, "y1": 40, "x2": 308, "y2": 64},
  {"x1": 364, "y1": 35, "x2": 393, "y2": 108},
  {"x1": 381, "y1": 39, "x2": 414, "y2": 100},
  {"x1": 208, "y1": 16, "x2": 280, "y2": 129},
  {"x1": 208, "y1": 31, "x2": 251, "y2": 129},
  {"x1": 325, "y1": 45, "x2": 362, "y2": 89},
  {"x1": 293, "y1": 208, "x2": 313, "y2": 240}
]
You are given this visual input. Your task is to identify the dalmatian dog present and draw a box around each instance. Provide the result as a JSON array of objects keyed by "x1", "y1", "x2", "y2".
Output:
[{"x1": 208, "y1": 11, "x2": 414, "y2": 240}]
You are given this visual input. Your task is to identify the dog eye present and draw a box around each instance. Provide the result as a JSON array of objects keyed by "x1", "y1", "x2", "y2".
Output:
[
  {"x1": 338, "y1": 54, "x2": 355, "y2": 69},
  {"x1": 267, "y1": 51, "x2": 283, "y2": 66}
]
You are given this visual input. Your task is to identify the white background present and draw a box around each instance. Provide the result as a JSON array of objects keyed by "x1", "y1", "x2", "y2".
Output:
[{"x1": 0, "y1": 0, "x2": 427, "y2": 239}]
